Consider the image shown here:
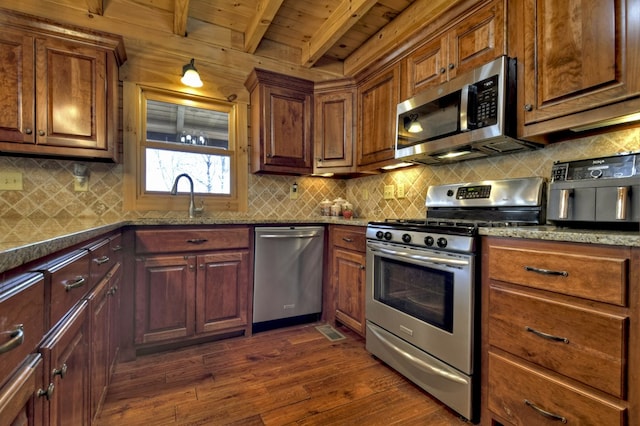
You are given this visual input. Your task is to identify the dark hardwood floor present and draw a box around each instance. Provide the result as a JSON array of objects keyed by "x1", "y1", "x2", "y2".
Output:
[{"x1": 96, "y1": 323, "x2": 466, "y2": 425}]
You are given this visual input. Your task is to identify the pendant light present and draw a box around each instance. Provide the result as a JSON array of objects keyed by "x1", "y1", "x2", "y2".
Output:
[{"x1": 181, "y1": 58, "x2": 203, "y2": 88}]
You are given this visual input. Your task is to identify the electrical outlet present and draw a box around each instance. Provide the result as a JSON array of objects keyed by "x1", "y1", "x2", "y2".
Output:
[
  {"x1": 396, "y1": 183, "x2": 405, "y2": 199},
  {"x1": 0, "y1": 171, "x2": 23, "y2": 190},
  {"x1": 383, "y1": 185, "x2": 394, "y2": 199},
  {"x1": 289, "y1": 183, "x2": 299, "y2": 200}
]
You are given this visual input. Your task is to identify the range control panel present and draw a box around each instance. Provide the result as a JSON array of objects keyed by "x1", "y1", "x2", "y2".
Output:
[
  {"x1": 551, "y1": 153, "x2": 638, "y2": 181},
  {"x1": 455, "y1": 185, "x2": 492, "y2": 199}
]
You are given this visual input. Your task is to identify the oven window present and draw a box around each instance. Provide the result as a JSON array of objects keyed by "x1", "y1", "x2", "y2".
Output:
[{"x1": 374, "y1": 257, "x2": 454, "y2": 333}]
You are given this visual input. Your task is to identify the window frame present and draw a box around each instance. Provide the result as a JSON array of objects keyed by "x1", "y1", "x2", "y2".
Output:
[{"x1": 123, "y1": 83, "x2": 248, "y2": 213}]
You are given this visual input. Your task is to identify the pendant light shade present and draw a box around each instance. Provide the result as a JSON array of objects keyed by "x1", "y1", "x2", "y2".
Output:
[{"x1": 181, "y1": 58, "x2": 203, "y2": 88}]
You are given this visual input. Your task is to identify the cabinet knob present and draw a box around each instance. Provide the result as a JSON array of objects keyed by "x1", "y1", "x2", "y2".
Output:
[
  {"x1": 266, "y1": 153, "x2": 272, "y2": 158},
  {"x1": 38, "y1": 383, "x2": 55, "y2": 400},
  {"x1": 524, "y1": 104, "x2": 533, "y2": 112},
  {"x1": 53, "y1": 363, "x2": 68, "y2": 379},
  {"x1": 359, "y1": 265, "x2": 365, "y2": 270},
  {"x1": 440, "y1": 67, "x2": 446, "y2": 74},
  {"x1": 38, "y1": 130, "x2": 45, "y2": 136},
  {"x1": 448, "y1": 63, "x2": 455, "y2": 70},
  {"x1": 25, "y1": 128, "x2": 32, "y2": 135}
]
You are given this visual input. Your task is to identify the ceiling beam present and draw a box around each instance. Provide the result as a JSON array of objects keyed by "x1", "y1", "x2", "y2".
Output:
[
  {"x1": 86, "y1": 0, "x2": 103, "y2": 15},
  {"x1": 302, "y1": 0, "x2": 377, "y2": 68},
  {"x1": 244, "y1": 0, "x2": 285, "y2": 54},
  {"x1": 173, "y1": 0, "x2": 190, "y2": 36}
]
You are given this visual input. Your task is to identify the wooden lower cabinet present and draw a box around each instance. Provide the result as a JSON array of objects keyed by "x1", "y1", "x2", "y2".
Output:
[
  {"x1": 134, "y1": 227, "x2": 252, "y2": 349},
  {"x1": 40, "y1": 301, "x2": 90, "y2": 426},
  {"x1": 481, "y1": 237, "x2": 637, "y2": 426},
  {"x1": 329, "y1": 225, "x2": 366, "y2": 336},
  {"x1": 0, "y1": 354, "x2": 44, "y2": 426}
]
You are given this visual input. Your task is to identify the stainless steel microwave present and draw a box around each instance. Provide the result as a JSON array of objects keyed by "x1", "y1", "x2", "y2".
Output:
[{"x1": 395, "y1": 56, "x2": 543, "y2": 165}]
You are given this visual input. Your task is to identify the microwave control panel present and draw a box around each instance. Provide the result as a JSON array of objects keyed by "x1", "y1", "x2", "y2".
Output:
[
  {"x1": 472, "y1": 75, "x2": 499, "y2": 128},
  {"x1": 551, "y1": 153, "x2": 638, "y2": 181}
]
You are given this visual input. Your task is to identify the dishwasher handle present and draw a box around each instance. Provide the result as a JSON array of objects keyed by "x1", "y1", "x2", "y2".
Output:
[{"x1": 258, "y1": 233, "x2": 321, "y2": 239}]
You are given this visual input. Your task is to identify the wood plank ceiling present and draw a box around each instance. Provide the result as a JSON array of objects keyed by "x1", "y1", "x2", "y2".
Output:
[{"x1": 76, "y1": 0, "x2": 468, "y2": 76}]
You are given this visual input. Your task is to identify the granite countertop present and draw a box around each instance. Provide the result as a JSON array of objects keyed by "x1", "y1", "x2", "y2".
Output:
[
  {"x1": 0, "y1": 216, "x2": 370, "y2": 274},
  {"x1": 2, "y1": 217, "x2": 639, "y2": 275},
  {"x1": 479, "y1": 225, "x2": 640, "y2": 247}
]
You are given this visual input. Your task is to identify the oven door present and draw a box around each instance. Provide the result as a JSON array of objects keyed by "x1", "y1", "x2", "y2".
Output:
[{"x1": 365, "y1": 240, "x2": 475, "y2": 375}]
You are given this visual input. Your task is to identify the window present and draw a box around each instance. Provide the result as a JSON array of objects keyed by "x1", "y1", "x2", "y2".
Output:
[{"x1": 123, "y1": 84, "x2": 248, "y2": 213}]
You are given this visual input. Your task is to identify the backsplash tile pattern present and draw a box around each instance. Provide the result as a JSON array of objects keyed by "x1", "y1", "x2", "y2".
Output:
[{"x1": 0, "y1": 128, "x2": 638, "y2": 222}]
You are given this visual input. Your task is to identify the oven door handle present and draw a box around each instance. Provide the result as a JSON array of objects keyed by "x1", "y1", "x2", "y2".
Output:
[
  {"x1": 371, "y1": 247, "x2": 469, "y2": 267},
  {"x1": 368, "y1": 323, "x2": 469, "y2": 385}
]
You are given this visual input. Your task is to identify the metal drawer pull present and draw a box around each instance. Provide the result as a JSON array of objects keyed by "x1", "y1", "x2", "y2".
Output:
[
  {"x1": 64, "y1": 276, "x2": 86, "y2": 291},
  {"x1": 38, "y1": 383, "x2": 55, "y2": 400},
  {"x1": 186, "y1": 238, "x2": 208, "y2": 244},
  {"x1": 0, "y1": 324, "x2": 24, "y2": 354},
  {"x1": 342, "y1": 237, "x2": 354, "y2": 243},
  {"x1": 112, "y1": 245, "x2": 123, "y2": 252},
  {"x1": 524, "y1": 266, "x2": 568, "y2": 277},
  {"x1": 93, "y1": 256, "x2": 110, "y2": 265},
  {"x1": 524, "y1": 399, "x2": 567, "y2": 423},
  {"x1": 53, "y1": 363, "x2": 68, "y2": 378},
  {"x1": 525, "y1": 326, "x2": 569, "y2": 344}
]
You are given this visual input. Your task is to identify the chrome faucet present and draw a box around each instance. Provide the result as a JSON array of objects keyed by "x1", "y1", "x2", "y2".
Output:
[{"x1": 170, "y1": 173, "x2": 204, "y2": 218}]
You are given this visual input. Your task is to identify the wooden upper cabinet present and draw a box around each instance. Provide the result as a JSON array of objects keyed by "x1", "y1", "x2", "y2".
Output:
[
  {"x1": 357, "y1": 63, "x2": 401, "y2": 169},
  {"x1": 0, "y1": 29, "x2": 34, "y2": 144},
  {"x1": 245, "y1": 69, "x2": 314, "y2": 175},
  {"x1": 518, "y1": 0, "x2": 640, "y2": 140},
  {"x1": 314, "y1": 80, "x2": 357, "y2": 174},
  {"x1": 0, "y1": 9, "x2": 125, "y2": 161},
  {"x1": 403, "y1": 0, "x2": 505, "y2": 98}
]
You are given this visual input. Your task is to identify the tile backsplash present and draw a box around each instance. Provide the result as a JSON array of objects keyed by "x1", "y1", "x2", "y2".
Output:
[{"x1": 0, "y1": 128, "x2": 637, "y2": 222}]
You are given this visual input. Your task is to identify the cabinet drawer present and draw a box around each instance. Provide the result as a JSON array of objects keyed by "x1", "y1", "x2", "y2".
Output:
[
  {"x1": 488, "y1": 244, "x2": 627, "y2": 305},
  {"x1": 0, "y1": 273, "x2": 44, "y2": 389},
  {"x1": 489, "y1": 286, "x2": 627, "y2": 398},
  {"x1": 488, "y1": 352, "x2": 626, "y2": 426},
  {"x1": 35, "y1": 250, "x2": 90, "y2": 329},
  {"x1": 86, "y1": 238, "x2": 116, "y2": 287},
  {"x1": 331, "y1": 226, "x2": 365, "y2": 251},
  {"x1": 135, "y1": 228, "x2": 250, "y2": 254}
]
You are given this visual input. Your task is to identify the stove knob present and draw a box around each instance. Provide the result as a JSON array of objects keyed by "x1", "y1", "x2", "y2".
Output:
[
  {"x1": 437, "y1": 237, "x2": 448, "y2": 248},
  {"x1": 375, "y1": 231, "x2": 384, "y2": 239},
  {"x1": 424, "y1": 236, "x2": 435, "y2": 246},
  {"x1": 384, "y1": 232, "x2": 393, "y2": 241},
  {"x1": 402, "y1": 234, "x2": 412, "y2": 243}
]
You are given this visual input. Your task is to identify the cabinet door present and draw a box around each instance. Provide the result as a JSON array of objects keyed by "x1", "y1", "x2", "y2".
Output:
[
  {"x1": 34, "y1": 37, "x2": 108, "y2": 150},
  {"x1": 262, "y1": 85, "x2": 313, "y2": 172},
  {"x1": 357, "y1": 63, "x2": 400, "y2": 168},
  {"x1": 107, "y1": 263, "x2": 122, "y2": 377},
  {"x1": 0, "y1": 354, "x2": 43, "y2": 426},
  {"x1": 87, "y1": 273, "x2": 111, "y2": 422},
  {"x1": 333, "y1": 248, "x2": 366, "y2": 335},
  {"x1": 0, "y1": 28, "x2": 34, "y2": 143},
  {"x1": 403, "y1": 36, "x2": 449, "y2": 98},
  {"x1": 314, "y1": 88, "x2": 356, "y2": 173},
  {"x1": 40, "y1": 302, "x2": 89, "y2": 426},
  {"x1": 135, "y1": 256, "x2": 195, "y2": 344},
  {"x1": 196, "y1": 251, "x2": 250, "y2": 334},
  {"x1": 520, "y1": 0, "x2": 640, "y2": 130}
]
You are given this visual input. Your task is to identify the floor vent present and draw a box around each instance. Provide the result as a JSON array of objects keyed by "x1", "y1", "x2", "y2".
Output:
[{"x1": 316, "y1": 324, "x2": 346, "y2": 342}]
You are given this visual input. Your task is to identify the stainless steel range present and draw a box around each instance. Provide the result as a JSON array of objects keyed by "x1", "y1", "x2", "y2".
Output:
[{"x1": 365, "y1": 177, "x2": 546, "y2": 423}]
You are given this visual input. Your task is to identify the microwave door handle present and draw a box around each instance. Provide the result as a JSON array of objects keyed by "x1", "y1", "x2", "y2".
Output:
[
  {"x1": 460, "y1": 84, "x2": 470, "y2": 132},
  {"x1": 459, "y1": 84, "x2": 477, "y2": 132}
]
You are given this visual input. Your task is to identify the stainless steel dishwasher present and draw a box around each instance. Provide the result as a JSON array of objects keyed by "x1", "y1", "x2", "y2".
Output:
[{"x1": 253, "y1": 226, "x2": 324, "y2": 332}]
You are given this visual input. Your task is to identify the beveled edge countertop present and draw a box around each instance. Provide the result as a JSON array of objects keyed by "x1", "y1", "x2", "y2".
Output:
[
  {"x1": 2, "y1": 218, "x2": 640, "y2": 275},
  {"x1": 0, "y1": 217, "x2": 370, "y2": 274}
]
